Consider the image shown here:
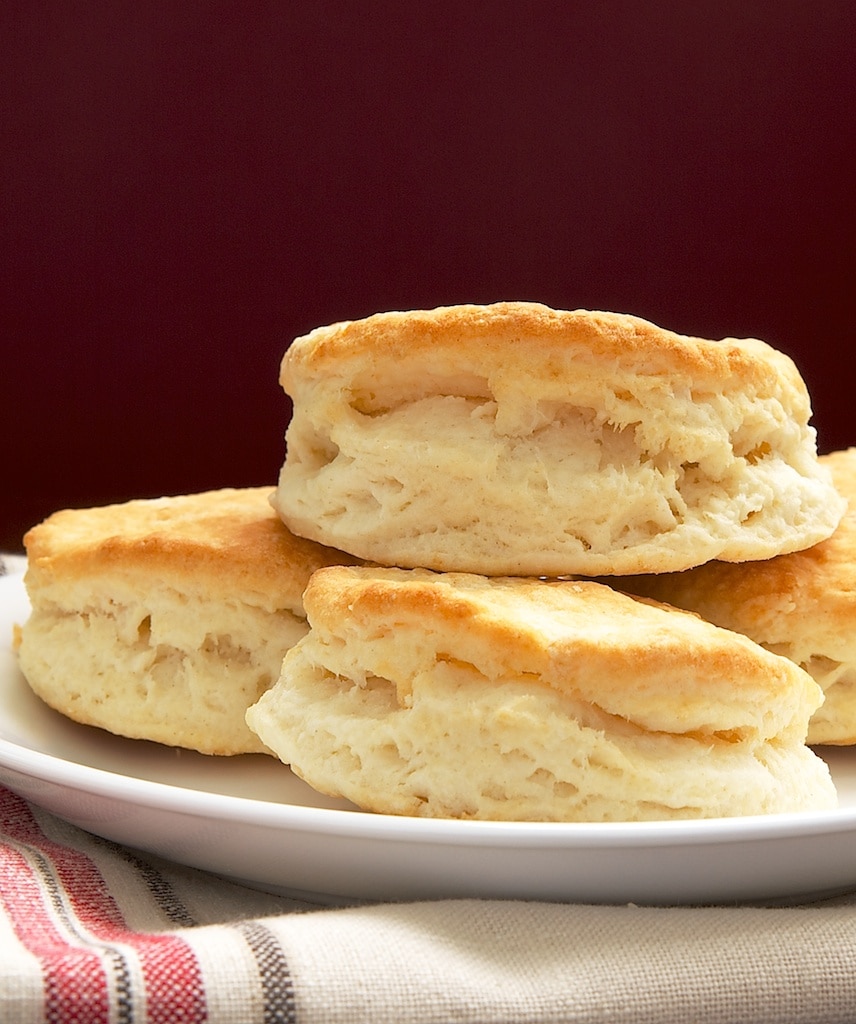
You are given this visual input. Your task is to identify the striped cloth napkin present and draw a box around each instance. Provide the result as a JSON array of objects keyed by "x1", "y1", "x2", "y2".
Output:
[
  {"x1": 6, "y1": 786, "x2": 856, "y2": 1024},
  {"x1": 5, "y1": 554, "x2": 856, "y2": 1023}
]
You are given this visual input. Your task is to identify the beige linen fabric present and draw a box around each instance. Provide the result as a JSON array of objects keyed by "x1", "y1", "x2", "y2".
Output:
[{"x1": 275, "y1": 899, "x2": 856, "y2": 1024}]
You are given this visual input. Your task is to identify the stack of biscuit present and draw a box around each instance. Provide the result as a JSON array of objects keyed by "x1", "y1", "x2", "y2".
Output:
[
  {"x1": 247, "y1": 302, "x2": 845, "y2": 821},
  {"x1": 15, "y1": 301, "x2": 850, "y2": 822}
]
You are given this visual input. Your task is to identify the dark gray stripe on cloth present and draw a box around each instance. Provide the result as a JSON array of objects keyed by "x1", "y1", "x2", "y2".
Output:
[
  {"x1": 239, "y1": 920, "x2": 298, "y2": 1024},
  {"x1": 100, "y1": 837, "x2": 198, "y2": 928}
]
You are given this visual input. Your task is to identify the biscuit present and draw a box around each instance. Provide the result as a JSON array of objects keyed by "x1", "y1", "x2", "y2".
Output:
[
  {"x1": 16, "y1": 488, "x2": 354, "y2": 755},
  {"x1": 246, "y1": 566, "x2": 836, "y2": 821},
  {"x1": 612, "y1": 448, "x2": 856, "y2": 745},
  {"x1": 272, "y1": 302, "x2": 844, "y2": 576}
]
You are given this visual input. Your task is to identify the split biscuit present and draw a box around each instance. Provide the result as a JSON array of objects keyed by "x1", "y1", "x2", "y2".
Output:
[
  {"x1": 272, "y1": 302, "x2": 844, "y2": 576},
  {"x1": 246, "y1": 565, "x2": 836, "y2": 821},
  {"x1": 613, "y1": 448, "x2": 856, "y2": 746},
  {"x1": 16, "y1": 488, "x2": 354, "y2": 755}
]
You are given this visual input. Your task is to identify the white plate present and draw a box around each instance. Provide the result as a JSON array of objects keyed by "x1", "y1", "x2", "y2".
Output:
[{"x1": 3, "y1": 569, "x2": 856, "y2": 906}]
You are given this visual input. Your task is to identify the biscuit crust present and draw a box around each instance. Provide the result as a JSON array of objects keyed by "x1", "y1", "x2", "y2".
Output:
[
  {"x1": 273, "y1": 302, "x2": 844, "y2": 576},
  {"x1": 23, "y1": 487, "x2": 338, "y2": 610},
  {"x1": 18, "y1": 488, "x2": 354, "y2": 754},
  {"x1": 246, "y1": 566, "x2": 835, "y2": 821},
  {"x1": 282, "y1": 303, "x2": 801, "y2": 397}
]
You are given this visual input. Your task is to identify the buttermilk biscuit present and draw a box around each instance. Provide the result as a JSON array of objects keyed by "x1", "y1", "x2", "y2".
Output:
[
  {"x1": 16, "y1": 488, "x2": 354, "y2": 755},
  {"x1": 613, "y1": 448, "x2": 856, "y2": 746},
  {"x1": 246, "y1": 566, "x2": 836, "y2": 821},
  {"x1": 272, "y1": 302, "x2": 844, "y2": 576}
]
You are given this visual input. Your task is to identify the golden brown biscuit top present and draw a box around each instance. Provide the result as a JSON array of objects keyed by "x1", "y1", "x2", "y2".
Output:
[
  {"x1": 23, "y1": 488, "x2": 353, "y2": 606},
  {"x1": 280, "y1": 302, "x2": 809, "y2": 411},
  {"x1": 302, "y1": 565, "x2": 818, "y2": 738},
  {"x1": 621, "y1": 448, "x2": 856, "y2": 642}
]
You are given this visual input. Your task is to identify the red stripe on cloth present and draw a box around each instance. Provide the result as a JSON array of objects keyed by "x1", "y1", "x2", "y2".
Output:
[
  {"x1": 1, "y1": 786, "x2": 207, "y2": 1023},
  {"x1": 0, "y1": 806, "x2": 111, "y2": 1023}
]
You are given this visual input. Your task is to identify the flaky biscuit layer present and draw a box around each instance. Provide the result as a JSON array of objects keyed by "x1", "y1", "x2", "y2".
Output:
[
  {"x1": 17, "y1": 488, "x2": 354, "y2": 754},
  {"x1": 246, "y1": 566, "x2": 835, "y2": 821},
  {"x1": 273, "y1": 302, "x2": 844, "y2": 576},
  {"x1": 615, "y1": 448, "x2": 856, "y2": 745}
]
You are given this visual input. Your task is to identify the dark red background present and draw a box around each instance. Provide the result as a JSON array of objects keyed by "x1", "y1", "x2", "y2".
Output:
[{"x1": 3, "y1": 2, "x2": 855, "y2": 552}]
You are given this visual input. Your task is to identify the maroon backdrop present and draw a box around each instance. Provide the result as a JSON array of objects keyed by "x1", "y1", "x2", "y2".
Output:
[{"x1": 3, "y1": 2, "x2": 855, "y2": 551}]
